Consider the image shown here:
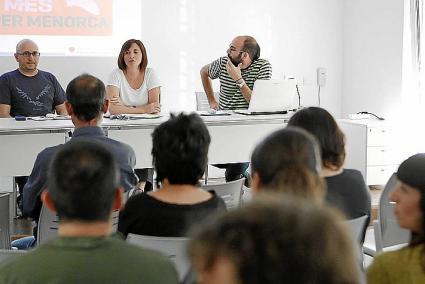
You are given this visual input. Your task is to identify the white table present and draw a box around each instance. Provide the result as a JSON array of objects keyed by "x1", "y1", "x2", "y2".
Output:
[{"x1": 0, "y1": 113, "x2": 288, "y2": 175}]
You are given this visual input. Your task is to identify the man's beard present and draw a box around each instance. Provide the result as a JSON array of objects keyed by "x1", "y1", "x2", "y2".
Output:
[{"x1": 228, "y1": 53, "x2": 242, "y2": 66}]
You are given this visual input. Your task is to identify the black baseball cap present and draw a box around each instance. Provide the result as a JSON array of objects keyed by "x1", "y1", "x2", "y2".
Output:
[{"x1": 397, "y1": 153, "x2": 425, "y2": 189}]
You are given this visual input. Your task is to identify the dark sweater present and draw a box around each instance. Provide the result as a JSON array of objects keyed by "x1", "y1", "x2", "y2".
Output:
[
  {"x1": 118, "y1": 192, "x2": 226, "y2": 237},
  {"x1": 325, "y1": 168, "x2": 371, "y2": 220}
]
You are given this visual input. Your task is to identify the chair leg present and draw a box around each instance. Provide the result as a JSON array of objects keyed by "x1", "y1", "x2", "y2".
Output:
[
  {"x1": 12, "y1": 178, "x2": 18, "y2": 218},
  {"x1": 204, "y1": 166, "x2": 209, "y2": 185}
]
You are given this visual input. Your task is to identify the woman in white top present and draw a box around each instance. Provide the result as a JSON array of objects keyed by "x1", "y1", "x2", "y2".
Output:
[
  {"x1": 107, "y1": 39, "x2": 161, "y2": 114},
  {"x1": 107, "y1": 39, "x2": 161, "y2": 191}
]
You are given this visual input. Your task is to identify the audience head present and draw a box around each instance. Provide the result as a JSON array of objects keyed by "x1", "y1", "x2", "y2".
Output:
[
  {"x1": 250, "y1": 126, "x2": 324, "y2": 202},
  {"x1": 14, "y1": 39, "x2": 40, "y2": 73},
  {"x1": 66, "y1": 74, "x2": 107, "y2": 122},
  {"x1": 152, "y1": 112, "x2": 211, "y2": 187},
  {"x1": 118, "y1": 39, "x2": 148, "y2": 71},
  {"x1": 391, "y1": 153, "x2": 425, "y2": 245},
  {"x1": 189, "y1": 194, "x2": 359, "y2": 284},
  {"x1": 45, "y1": 140, "x2": 121, "y2": 222},
  {"x1": 288, "y1": 107, "x2": 346, "y2": 170}
]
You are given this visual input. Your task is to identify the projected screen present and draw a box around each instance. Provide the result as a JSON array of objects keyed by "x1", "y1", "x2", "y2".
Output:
[{"x1": 0, "y1": 0, "x2": 142, "y2": 56}]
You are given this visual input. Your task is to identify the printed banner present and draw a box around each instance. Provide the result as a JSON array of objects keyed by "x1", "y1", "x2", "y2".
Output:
[{"x1": 0, "y1": 0, "x2": 113, "y2": 36}]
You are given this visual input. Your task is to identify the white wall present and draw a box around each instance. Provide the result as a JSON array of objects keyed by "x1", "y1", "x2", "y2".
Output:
[
  {"x1": 0, "y1": 0, "x2": 344, "y2": 115},
  {"x1": 341, "y1": 0, "x2": 404, "y2": 120}
]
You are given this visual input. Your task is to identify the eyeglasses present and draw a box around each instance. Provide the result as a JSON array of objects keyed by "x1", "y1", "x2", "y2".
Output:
[
  {"x1": 16, "y1": 51, "x2": 40, "y2": 57},
  {"x1": 227, "y1": 46, "x2": 245, "y2": 54}
]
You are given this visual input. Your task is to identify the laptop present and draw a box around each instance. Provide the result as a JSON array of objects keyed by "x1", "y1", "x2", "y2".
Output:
[{"x1": 234, "y1": 79, "x2": 296, "y2": 115}]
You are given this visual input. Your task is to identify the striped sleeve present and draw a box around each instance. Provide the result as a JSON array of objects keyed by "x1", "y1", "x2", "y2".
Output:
[
  {"x1": 208, "y1": 58, "x2": 223, "y2": 80},
  {"x1": 257, "y1": 61, "x2": 272, "y2": 80}
]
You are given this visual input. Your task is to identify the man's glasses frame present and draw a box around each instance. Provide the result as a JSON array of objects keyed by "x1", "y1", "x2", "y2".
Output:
[
  {"x1": 228, "y1": 46, "x2": 245, "y2": 54},
  {"x1": 16, "y1": 51, "x2": 40, "y2": 58}
]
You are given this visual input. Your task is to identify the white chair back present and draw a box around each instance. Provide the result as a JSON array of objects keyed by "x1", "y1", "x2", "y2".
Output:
[
  {"x1": 37, "y1": 204, "x2": 59, "y2": 246},
  {"x1": 346, "y1": 215, "x2": 369, "y2": 244},
  {"x1": 363, "y1": 173, "x2": 410, "y2": 256},
  {"x1": 127, "y1": 234, "x2": 190, "y2": 282},
  {"x1": 37, "y1": 205, "x2": 120, "y2": 245},
  {"x1": 375, "y1": 173, "x2": 410, "y2": 249},
  {"x1": 195, "y1": 91, "x2": 219, "y2": 111},
  {"x1": 202, "y1": 178, "x2": 244, "y2": 209}
]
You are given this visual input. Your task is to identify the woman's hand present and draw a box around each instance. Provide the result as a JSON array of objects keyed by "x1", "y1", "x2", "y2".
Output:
[
  {"x1": 143, "y1": 102, "x2": 161, "y2": 114},
  {"x1": 110, "y1": 95, "x2": 123, "y2": 106}
]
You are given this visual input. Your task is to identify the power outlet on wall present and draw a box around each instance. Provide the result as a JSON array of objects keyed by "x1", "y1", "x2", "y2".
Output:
[
  {"x1": 317, "y1": 67, "x2": 326, "y2": 87},
  {"x1": 283, "y1": 74, "x2": 302, "y2": 86}
]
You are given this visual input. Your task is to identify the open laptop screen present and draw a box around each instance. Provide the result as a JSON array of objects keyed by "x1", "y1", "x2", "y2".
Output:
[{"x1": 234, "y1": 79, "x2": 296, "y2": 115}]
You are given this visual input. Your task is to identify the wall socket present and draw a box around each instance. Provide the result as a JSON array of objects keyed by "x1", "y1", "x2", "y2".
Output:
[
  {"x1": 283, "y1": 74, "x2": 302, "y2": 85},
  {"x1": 317, "y1": 67, "x2": 326, "y2": 87}
]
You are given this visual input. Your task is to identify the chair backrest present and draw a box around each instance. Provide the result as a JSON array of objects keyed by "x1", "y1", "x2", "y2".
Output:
[
  {"x1": 37, "y1": 204, "x2": 59, "y2": 246},
  {"x1": 37, "y1": 205, "x2": 120, "y2": 245},
  {"x1": 0, "y1": 249, "x2": 27, "y2": 264},
  {"x1": 127, "y1": 234, "x2": 190, "y2": 282},
  {"x1": 111, "y1": 210, "x2": 119, "y2": 232},
  {"x1": 344, "y1": 215, "x2": 369, "y2": 277},
  {"x1": 0, "y1": 193, "x2": 11, "y2": 249},
  {"x1": 201, "y1": 178, "x2": 244, "y2": 209},
  {"x1": 346, "y1": 215, "x2": 369, "y2": 244},
  {"x1": 195, "y1": 91, "x2": 219, "y2": 111},
  {"x1": 375, "y1": 173, "x2": 410, "y2": 250}
]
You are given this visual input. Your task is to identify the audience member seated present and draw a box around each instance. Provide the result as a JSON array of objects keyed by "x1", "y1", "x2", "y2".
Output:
[
  {"x1": 250, "y1": 126, "x2": 325, "y2": 202},
  {"x1": 15, "y1": 74, "x2": 138, "y2": 249},
  {"x1": 107, "y1": 39, "x2": 161, "y2": 191},
  {"x1": 189, "y1": 194, "x2": 359, "y2": 284},
  {"x1": 0, "y1": 141, "x2": 178, "y2": 283},
  {"x1": 367, "y1": 153, "x2": 425, "y2": 283},
  {"x1": 288, "y1": 107, "x2": 371, "y2": 221},
  {"x1": 118, "y1": 113, "x2": 226, "y2": 238}
]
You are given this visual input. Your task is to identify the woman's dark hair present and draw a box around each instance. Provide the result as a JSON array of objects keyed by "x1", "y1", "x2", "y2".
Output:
[
  {"x1": 189, "y1": 194, "x2": 359, "y2": 284},
  {"x1": 117, "y1": 39, "x2": 148, "y2": 71},
  {"x1": 288, "y1": 107, "x2": 346, "y2": 169},
  {"x1": 397, "y1": 153, "x2": 425, "y2": 270},
  {"x1": 251, "y1": 127, "x2": 324, "y2": 202},
  {"x1": 152, "y1": 112, "x2": 211, "y2": 187}
]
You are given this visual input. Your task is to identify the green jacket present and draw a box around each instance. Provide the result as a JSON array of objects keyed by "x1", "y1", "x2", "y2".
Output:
[
  {"x1": 0, "y1": 236, "x2": 178, "y2": 284},
  {"x1": 367, "y1": 244, "x2": 425, "y2": 284}
]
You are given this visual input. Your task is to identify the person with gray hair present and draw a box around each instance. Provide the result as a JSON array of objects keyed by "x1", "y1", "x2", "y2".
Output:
[{"x1": 14, "y1": 74, "x2": 138, "y2": 249}]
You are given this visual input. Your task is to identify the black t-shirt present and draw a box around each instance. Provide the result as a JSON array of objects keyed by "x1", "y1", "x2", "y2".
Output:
[
  {"x1": 325, "y1": 168, "x2": 371, "y2": 220},
  {"x1": 0, "y1": 69, "x2": 66, "y2": 117},
  {"x1": 118, "y1": 191, "x2": 226, "y2": 238}
]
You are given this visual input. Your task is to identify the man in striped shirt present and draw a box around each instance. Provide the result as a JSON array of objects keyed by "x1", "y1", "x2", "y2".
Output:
[{"x1": 200, "y1": 35, "x2": 272, "y2": 182}]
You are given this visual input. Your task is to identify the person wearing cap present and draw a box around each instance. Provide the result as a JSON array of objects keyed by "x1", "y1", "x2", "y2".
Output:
[{"x1": 367, "y1": 153, "x2": 425, "y2": 283}]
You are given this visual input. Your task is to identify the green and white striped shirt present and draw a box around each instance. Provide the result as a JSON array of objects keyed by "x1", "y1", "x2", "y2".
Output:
[{"x1": 208, "y1": 56, "x2": 272, "y2": 109}]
